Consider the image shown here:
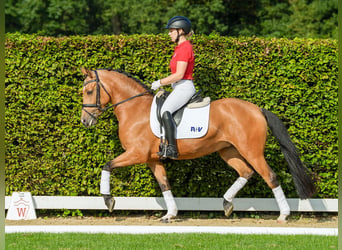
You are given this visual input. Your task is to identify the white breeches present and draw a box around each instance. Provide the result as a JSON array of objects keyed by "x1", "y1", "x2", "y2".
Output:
[{"x1": 160, "y1": 80, "x2": 196, "y2": 115}]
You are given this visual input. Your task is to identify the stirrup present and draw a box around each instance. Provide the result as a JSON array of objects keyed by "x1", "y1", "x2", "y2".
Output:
[{"x1": 163, "y1": 144, "x2": 178, "y2": 159}]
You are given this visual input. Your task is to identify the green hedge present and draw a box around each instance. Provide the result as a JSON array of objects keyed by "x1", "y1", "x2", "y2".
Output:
[{"x1": 5, "y1": 33, "x2": 337, "y2": 199}]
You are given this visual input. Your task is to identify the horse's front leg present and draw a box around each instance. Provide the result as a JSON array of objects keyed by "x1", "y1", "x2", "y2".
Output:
[
  {"x1": 148, "y1": 161, "x2": 178, "y2": 223},
  {"x1": 100, "y1": 150, "x2": 145, "y2": 212}
]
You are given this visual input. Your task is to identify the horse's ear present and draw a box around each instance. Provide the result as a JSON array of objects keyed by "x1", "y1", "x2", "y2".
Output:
[{"x1": 80, "y1": 67, "x2": 93, "y2": 78}]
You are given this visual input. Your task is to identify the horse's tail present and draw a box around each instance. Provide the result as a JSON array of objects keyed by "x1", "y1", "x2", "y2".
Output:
[{"x1": 261, "y1": 108, "x2": 316, "y2": 199}]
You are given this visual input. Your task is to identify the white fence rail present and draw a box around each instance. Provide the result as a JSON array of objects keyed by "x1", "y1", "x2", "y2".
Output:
[{"x1": 5, "y1": 196, "x2": 338, "y2": 212}]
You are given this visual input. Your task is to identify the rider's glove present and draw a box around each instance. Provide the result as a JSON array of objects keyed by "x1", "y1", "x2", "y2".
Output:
[{"x1": 151, "y1": 80, "x2": 162, "y2": 90}]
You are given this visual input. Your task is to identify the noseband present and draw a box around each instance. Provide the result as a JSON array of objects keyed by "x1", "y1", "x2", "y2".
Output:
[{"x1": 82, "y1": 70, "x2": 151, "y2": 120}]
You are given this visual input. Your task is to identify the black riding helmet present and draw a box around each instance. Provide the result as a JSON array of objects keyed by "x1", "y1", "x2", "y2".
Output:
[{"x1": 164, "y1": 16, "x2": 192, "y2": 34}]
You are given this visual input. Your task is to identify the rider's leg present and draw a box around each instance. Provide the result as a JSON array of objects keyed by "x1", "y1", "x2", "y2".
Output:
[
  {"x1": 159, "y1": 80, "x2": 195, "y2": 159},
  {"x1": 161, "y1": 111, "x2": 178, "y2": 159}
]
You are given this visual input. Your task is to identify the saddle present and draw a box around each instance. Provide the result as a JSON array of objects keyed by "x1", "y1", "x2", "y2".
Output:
[
  {"x1": 150, "y1": 89, "x2": 211, "y2": 139},
  {"x1": 155, "y1": 89, "x2": 204, "y2": 126}
]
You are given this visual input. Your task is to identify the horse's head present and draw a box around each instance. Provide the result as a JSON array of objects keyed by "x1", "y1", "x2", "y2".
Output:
[
  {"x1": 81, "y1": 67, "x2": 153, "y2": 128},
  {"x1": 80, "y1": 68, "x2": 111, "y2": 127}
]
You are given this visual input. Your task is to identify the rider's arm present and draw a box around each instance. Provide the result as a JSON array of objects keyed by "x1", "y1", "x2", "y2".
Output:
[{"x1": 160, "y1": 61, "x2": 188, "y2": 86}]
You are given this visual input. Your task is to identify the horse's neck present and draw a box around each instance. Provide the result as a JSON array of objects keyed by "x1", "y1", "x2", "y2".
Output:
[
  {"x1": 104, "y1": 71, "x2": 153, "y2": 126},
  {"x1": 107, "y1": 74, "x2": 146, "y2": 105},
  {"x1": 113, "y1": 96, "x2": 153, "y2": 135}
]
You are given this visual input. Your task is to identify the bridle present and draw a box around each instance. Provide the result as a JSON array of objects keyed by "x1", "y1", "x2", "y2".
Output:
[{"x1": 82, "y1": 70, "x2": 152, "y2": 120}]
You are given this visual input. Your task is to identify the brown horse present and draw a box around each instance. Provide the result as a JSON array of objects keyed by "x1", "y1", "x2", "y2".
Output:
[{"x1": 80, "y1": 68, "x2": 315, "y2": 223}]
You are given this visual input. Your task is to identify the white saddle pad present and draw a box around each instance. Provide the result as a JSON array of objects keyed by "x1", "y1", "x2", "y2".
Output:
[{"x1": 150, "y1": 95, "x2": 210, "y2": 139}]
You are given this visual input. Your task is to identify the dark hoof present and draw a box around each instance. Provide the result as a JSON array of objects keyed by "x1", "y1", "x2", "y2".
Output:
[
  {"x1": 103, "y1": 195, "x2": 115, "y2": 212},
  {"x1": 160, "y1": 218, "x2": 170, "y2": 223},
  {"x1": 223, "y1": 199, "x2": 233, "y2": 217}
]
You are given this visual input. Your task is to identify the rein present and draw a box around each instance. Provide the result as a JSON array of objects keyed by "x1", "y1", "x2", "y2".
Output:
[{"x1": 82, "y1": 70, "x2": 152, "y2": 119}]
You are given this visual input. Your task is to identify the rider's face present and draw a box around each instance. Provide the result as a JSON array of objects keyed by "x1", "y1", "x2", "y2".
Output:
[{"x1": 168, "y1": 29, "x2": 179, "y2": 42}]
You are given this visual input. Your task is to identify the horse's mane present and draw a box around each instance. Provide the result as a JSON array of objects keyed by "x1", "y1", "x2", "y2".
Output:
[{"x1": 97, "y1": 68, "x2": 151, "y2": 92}]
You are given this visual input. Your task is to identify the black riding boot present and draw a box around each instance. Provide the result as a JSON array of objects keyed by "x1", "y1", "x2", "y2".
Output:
[{"x1": 160, "y1": 111, "x2": 178, "y2": 159}]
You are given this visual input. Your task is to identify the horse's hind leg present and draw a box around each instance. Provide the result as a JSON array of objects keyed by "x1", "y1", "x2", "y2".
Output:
[
  {"x1": 148, "y1": 161, "x2": 178, "y2": 223},
  {"x1": 219, "y1": 147, "x2": 255, "y2": 218},
  {"x1": 228, "y1": 116, "x2": 290, "y2": 222},
  {"x1": 246, "y1": 155, "x2": 290, "y2": 223}
]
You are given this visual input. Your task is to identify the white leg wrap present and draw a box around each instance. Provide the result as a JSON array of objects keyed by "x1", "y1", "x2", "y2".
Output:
[
  {"x1": 162, "y1": 190, "x2": 178, "y2": 216},
  {"x1": 223, "y1": 177, "x2": 248, "y2": 202},
  {"x1": 100, "y1": 170, "x2": 111, "y2": 195},
  {"x1": 272, "y1": 186, "x2": 290, "y2": 215}
]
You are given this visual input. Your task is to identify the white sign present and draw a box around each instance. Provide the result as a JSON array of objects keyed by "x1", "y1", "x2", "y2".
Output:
[{"x1": 6, "y1": 192, "x2": 37, "y2": 220}]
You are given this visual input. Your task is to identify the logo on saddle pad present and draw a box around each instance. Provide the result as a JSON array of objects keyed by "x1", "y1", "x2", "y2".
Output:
[
  {"x1": 191, "y1": 126, "x2": 203, "y2": 132},
  {"x1": 150, "y1": 92, "x2": 210, "y2": 139}
]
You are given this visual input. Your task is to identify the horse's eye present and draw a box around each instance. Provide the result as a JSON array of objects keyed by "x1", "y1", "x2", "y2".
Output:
[{"x1": 87, "y1": 90, "x2": 93, "y2": 95}]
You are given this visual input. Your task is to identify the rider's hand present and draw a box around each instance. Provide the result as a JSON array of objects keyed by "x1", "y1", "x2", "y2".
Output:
[{"x1": 151, "y1": 80, "x2": 162, "y2": 90}]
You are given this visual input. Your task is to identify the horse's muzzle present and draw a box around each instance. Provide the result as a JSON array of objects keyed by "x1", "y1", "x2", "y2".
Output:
[
  {"x1": 81, "y1": 118, "x2": 97, "y2": 127},
  {"x1": 81, "y1": 111, "x2": 98, "y2": 127}
]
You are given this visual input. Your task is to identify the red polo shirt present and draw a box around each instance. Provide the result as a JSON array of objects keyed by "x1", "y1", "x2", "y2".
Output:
[{"x1": 170, "y1": 40, "x2": 195, "y2": 80}]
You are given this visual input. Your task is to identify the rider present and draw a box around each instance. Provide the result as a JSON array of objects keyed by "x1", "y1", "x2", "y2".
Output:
[{"x1": 151, "y1": 16, "x2": 196, "y2": 159}]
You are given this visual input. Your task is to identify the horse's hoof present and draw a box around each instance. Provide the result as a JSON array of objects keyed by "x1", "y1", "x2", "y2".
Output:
[
  {"x1": 223, "y1": 199, "x2": 233, "y2": 217},
  {"x1": 103, "y1": 195, "x2": 115, "y2": 213},
  {"x1": 277, "y1": 214, "x2": 288, "y2": 223},
  {"x1": 160, "y1": 217, "x2": 170, "y2": 223},
  {"x1": 160, "y1": 214, "x2": 176, "y2": 223}
]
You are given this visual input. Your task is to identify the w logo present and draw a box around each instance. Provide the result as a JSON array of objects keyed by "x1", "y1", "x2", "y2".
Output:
[
  {"x1": 14, "y1": 198, "x2": 30, "y2": 218},
  {"x1": 16, "y1": 207, "x2": 28, "y2": 217}
]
